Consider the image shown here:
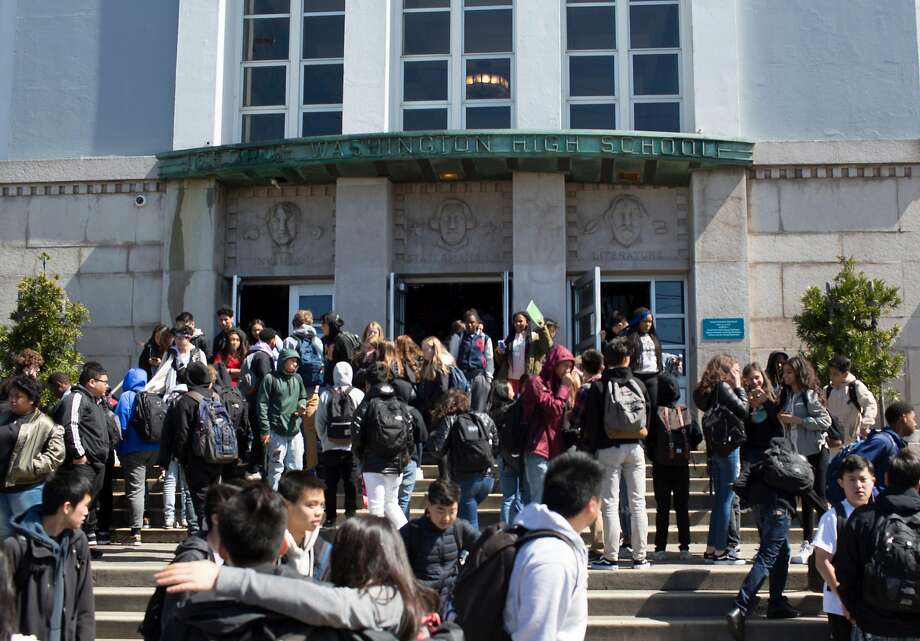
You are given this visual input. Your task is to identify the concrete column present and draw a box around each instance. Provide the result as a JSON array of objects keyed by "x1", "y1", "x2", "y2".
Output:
[
  {"x1": 515, "y1": 0, "x2": 563, "y2": 129},
  {"x1": 512, "y1": 172, "x2": 566, "y2": 333},
  {"x1": 689, "y1": 167, "x2": 750, "y2": 386},
  {"x1": 342, "y1": 0, "x2": 392, "y2": 134},
  {"x1": 689, "y1": 0, "x2": 740, "y2": 137},
  {"x1": 172, "y1": 0, "x2": 224, "y2": 149},
  {"x1": 334, "y1": 178, "x2": 392, "y2": 334},
  {"x1": 162, "y1": 179, "x2": 225, "y2": 325}
]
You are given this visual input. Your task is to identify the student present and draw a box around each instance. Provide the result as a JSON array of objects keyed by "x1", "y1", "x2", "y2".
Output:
[
  {"x1": 417, "y1": 336, "x2": 455, "y2": 430},
  {"x1": 503, "y1": 451, "x2": 601, "y2": 641},
  {"x1": 826, "y1": 354, "x2": 877, "y2": 446},
  {"x1": 256, "y1": 349, "x2": 309, "y2": 490},
  {"x1": 176, "y1": 311, "x2": 210, "y2": 361},
  {"x1": 0, "y1": 375, "x2": 65, "y2": 539},
  {"x1": 315, "y1": 362, "x2": 364, "y2": 526},
  {"x1": 495, "y1": 311, "x2": 552, "y2": 395},
  {"x1": 3, "y1": 469, "x2": 95, "y2": 641},
  {"x1": 321, "y1": 312, "x2": 360, "y2": 387},
  {"x1": 626, "y1": 307, "x2": 662, "y2": 419},
  {"x1": 283, "y1": 310, "x2": 325, "y2": 385},
  {"x1": 46, "y1": 371, "x2": 72, "y2": 400},
  {"x1": 813, "y1": 455, "x2": 875, "y2": 641},
  {"x1": 450, "y1": 309, "x2": 496, "y2": 411},
  {"x1": 400, "y1": 478, "x2": 478, "y2": 611},
  {"x1": 277, "y1": 471, "x2": 331, "y2": 580},
  {"x1": 740, "y1": 362, "x2": 784, "y2": 467},
  {"x1": 239, "y1": 327, "x2": 279, "y2": 479},
  {"x1": 835, "y1": 447, "x2": 920, "y2": 641},
  {"x1": 211, "y1": 307, "x2": 238, "y2": 359},
  {"x1": 489, "y1": 378, "x2": 525, "y2": 524},
  {"x1": 521, "y1": 343, "x2": 577, "y2": 504},
  {"x1": 581, "y1": 338, "x2": 652, "y2": 570},
  {"x1": 765, "y1": 351, "x2": 789, "y2": 398},
  {"x1": 212, "y1": 329, "x2": 247, "y2": 388},
  {"x1": 139, "y1": 324, "x2": 173, "y2": 379},
  {"x1": 428, "y1": 389, "x2": 498, "y2": 530},
  {"x1": 850, "y1": 401, "x2": 915, "y2": 496},
  {"x1": 145, "y1": 325, "x2": 208, "y2": 395}
]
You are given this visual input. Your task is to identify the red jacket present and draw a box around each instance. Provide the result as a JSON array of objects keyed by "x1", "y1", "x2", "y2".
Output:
[{"x1": 523, "y1": 344, "x2": 575, "y2": 460}]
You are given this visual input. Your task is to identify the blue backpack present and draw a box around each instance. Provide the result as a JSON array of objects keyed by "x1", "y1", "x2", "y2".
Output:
[
  {"x1": 296, "y1": 336, "x2": 325, "y2": 387},
  {"x1": 825, "y1": 429, "x2": 899, "y2": 504}
]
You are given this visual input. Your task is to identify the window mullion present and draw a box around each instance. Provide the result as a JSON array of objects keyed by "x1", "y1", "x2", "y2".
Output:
[
  {"x1": 452, "y1": 0, "x2": 463, "y2": 129},
  {"x1": 616, "y1": 0, "x2": 631, "y2": 129},
  {"x1": 289, "y1": 1, "x2": 303, "y2": 137}
]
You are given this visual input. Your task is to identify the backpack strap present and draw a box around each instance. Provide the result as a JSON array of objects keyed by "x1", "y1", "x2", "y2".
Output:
[
  {"x1": 186, "y1": 390, "x2": 204, "y2": 403},
  {"x1": 847, "y1": 382, "x2": 863, "y2": 414},
  {"x1": 833, "y1": 502, "x2": 848, "y2": 549}
]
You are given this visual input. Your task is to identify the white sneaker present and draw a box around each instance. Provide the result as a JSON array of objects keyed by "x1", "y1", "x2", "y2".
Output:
[
  {"x1": 632, "y1": 560, "x2": 651, "y2": 570},
  {"x1": 791, "y1": 541, "x2": 813, "y2": 565},
  {"x1": 164, "y1": 519, "x2": 175, "y2": 530}
]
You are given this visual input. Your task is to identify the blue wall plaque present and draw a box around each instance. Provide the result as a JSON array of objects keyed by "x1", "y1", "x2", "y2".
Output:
[{"x1": 702, "y1": 317, "x2": 745, "y2": 341}]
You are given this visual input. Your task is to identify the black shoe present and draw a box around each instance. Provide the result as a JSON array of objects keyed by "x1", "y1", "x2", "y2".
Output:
[
  {"x1": 766, "y1": 598, "x2": 801, "y2": 619},
  {"x1": 90, "y1": 548, "x2": 104, "y2": 560},
  {"x1": 726, "y1": 607, "x2": 745, "y2": 641}
]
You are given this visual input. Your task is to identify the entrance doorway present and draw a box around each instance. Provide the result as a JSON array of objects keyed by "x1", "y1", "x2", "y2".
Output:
[
  {"x1": 238, "y1": 282, "x2": 334, "y2": 341},
  {"x1": 400, "y1": 281, "x2": 505, "y2": 344}
]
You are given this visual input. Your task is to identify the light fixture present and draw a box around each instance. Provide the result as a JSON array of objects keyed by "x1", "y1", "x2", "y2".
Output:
[
  {"x1": 465, "y1": 72, "x2": 510, "y2": 92},
  {"x1": 439, "y1": 171, "x2": 461, "y2": 181}
]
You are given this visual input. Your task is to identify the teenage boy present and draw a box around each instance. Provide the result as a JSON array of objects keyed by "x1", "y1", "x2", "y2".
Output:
[
  {"x1": 4, "y1": 469, "x2": 95, "y2": 641},
  {"x1": 277, "y1": 471, "x2": 331, "y2": 579},
  {"x1": 450, "y1": 309, "x2": 495, "y2": 412},
  {"x1": 177, "y1": 311, "x2": 210, "y2": 361},
  {"x1": 257, "y1": 349, "x2": 309, "y2": 490},
  {"x1": 835, "y1": 447, "x2": 920, "y2": 641},
  {"x1": 240, "y1": 327, "x2": 280, "y2": 479},
  {"x1": 321, "y1": 312, "x2": 360, "y2": 387},
  {"x1": 813, "y1": 455, "x2": 875, "y2": 641},
  {"x1": 855, "y1": 401, "x2": 915, "y2": 494},
  {"x1": 212, "y1": 307, "x2": 238, "y2": 359},
  {"x1": 400, "y1": 478, "x2": 479, "y2": 610},
  {"x1": 581, "y1": 337, "x2": 652, "y2": 570},
  {"x1": 503, "y1": 451, "x2": 601, "y2": 641},
  {"x1": 145, "y1": 325, "x2": 208, "y2": 395},
  {"x1": 283, "y1": 310, "x2": 324, "y2": 474},
  {"x1": 826, "y1": 354, "x2": 877, "y2": 445}
]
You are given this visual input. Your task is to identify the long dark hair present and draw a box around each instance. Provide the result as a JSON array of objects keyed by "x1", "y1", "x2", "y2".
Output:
[
  {"x1": 765, "y1": 351, "x2": 789, "y2": 391},
  {"x1": 779, "y1": 355, "x2": 825, "y2": 405},
  {"x1": 326, "y1": 516, "x2": 428, "y2": 641},
  {"x1": 220, "y1": 328, "x2": 248, "y2": 362},
  {"x1": 0, "y1": 549, "x2": 16, "y2": 641},
  {"x1": 430, "y1": 388, "x2": 472, "y2": 427}
]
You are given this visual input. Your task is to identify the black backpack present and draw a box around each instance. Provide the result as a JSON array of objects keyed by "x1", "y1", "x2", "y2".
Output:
[
  {"x1": 759, "y1": 437, "x2": 815, "y2": 496},
  {"x1": 807, "y1": 502, "x2": 847, "y2": 592},
  {"x1": 187, "y1": 391, "x2": 239, "y2": 464},
  {"x1": 702, "y1": 388, "x2": 746, "y2": 456},
  {"x1": 219, "y1": 385, "x2": 247, "y2": 430},
  {"x1": 452, "y1": 524, "x2": 575, "y2": 641},
  {"x1": 863, "y1": 511, "x2": 920, "y2": 614},
  {"x1": 328, "y1": 387, "x2": 357, "y2": 444},
  {"x1": 496, "y1": 397, "x2": 528, "y2": 473},
  {"x1": 449, "y1": 413, "x2": 495, "y2": 476},
  {"x1": 131, "y1": 391, "x2": 168, "y2": 443},
  {"x1": 366, "y1": 396, "x2": 411, "y2": 459}
]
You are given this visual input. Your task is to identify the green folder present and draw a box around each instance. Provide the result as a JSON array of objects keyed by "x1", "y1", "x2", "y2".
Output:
[{"x1": 526, "y1": 300, "x2": 544, "y2": 326}]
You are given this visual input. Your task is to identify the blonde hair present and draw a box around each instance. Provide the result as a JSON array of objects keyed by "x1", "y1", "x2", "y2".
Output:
[
  {"x1": 420, "y1": 336, "x2": 454, "y2": 380},
  {"x1": 377, "y1": 340, "x2": 402, "y2": 377},
  {"x1": 396, "y1": 335, "x2": 423, "y2": 379},
  {"x1": 362, "y1": 321, "x2": 385, "y2": 347},
  {"x1": 292, "y1": 309, "x2": 314, "y2": 328}
]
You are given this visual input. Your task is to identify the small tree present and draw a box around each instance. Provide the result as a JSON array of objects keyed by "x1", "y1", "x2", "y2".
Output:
[
  {"x1": 794, "y1": 256, "x2": 903, "y2": 398},
  {"x1": 0, "y1": 253, "x2": 90, "y2": 404}
]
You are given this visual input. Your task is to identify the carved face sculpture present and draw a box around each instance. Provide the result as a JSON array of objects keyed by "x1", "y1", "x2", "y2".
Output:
[
  {"x1": 606, "y1": 195, "x2": 648, "y2": 247},
  {"x1": 266, "y1": 202, "x2": 299, "y2": 247},
  {"x1": 429, "y1": 199, "x2": 476, "y2": 250}
]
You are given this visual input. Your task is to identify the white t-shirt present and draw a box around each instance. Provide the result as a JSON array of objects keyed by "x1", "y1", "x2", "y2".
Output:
[
  {"x1": 812, "y1": 499, "x2": 855, "y2": 616},
  {"x1": 509, "y1": 332, "x2": 527, "y2": 380},
  {"x1": 636, "y1": 334, "x2": 658, "y2": 374}
]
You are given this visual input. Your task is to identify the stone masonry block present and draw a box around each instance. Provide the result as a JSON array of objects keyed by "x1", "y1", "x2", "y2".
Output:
[
  {"x1": 782, "y1": 262, "x2": 904, "y2": 318},
  {"x1": 79, "y1": 246, "x2": 128, "y2": 274},
  {"x1": 129, "y1": 245, "x2": 163, "y2": 272},
  {"x1": 132, "y1": 275, "x2": 163, "y2": 325},
  {"x1": 78, "y1": 327, "x2": 135, "y2": 358},
  {"x1": 896, "y1": 177, "x2": 920, "y2": 232},
  {"x1": 135, "y1": 192, "x2": 167, "y2": 243},
  {"x1": 778, "y1": 179, "x2": 899, "y2": 233},
  {"x1": 66, "y1": 274, "x2": 134, "y2": 327},
  {"x1": 0, "y1": 247, "x2": 81, "y2": 277},
  {"x1": 748, "y1": 233, "x2": 841, "y2": 264},
  {"x1": 0, "y1": 199, "x2": 28, "y2": 247},
  {"x1": 748, "y1": 181, "x2": 780, "y2": 233},
  {"x1": 749, "y1": 263, "x2": 783, "y2": 319},
  {"x1": 750, "y1": 318, "x2": 800, "y2": 351},
  {"x1": 694, "y1": 261, "x2": 749, "y2": 319},
  {"x1": 692, "y1": 169, "x2": 748, "y2": 262}
]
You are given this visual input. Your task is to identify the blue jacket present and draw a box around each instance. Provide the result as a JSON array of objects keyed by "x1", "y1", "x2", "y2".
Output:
[
  {"x1": 116, "y1": 369, "x2": 158, "y2": 456},
  {"x1": 859, "y1": 426, "x2": 905, "y2": 493}
]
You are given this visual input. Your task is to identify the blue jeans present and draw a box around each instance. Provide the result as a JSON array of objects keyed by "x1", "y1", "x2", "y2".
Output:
[
  {"x1": 268, "y1": 431, "x2": 304, "y2": 490},
  {"x1": 498, "y1": 459, "x2": 523, "y2": 525},
  {"x1": 524, "y1": 454, "x2": 549, "y2": 505},
  {"x1": 164, "y1": 460, "x2": 196, "y2": 526},
  {"x1": 398, "y1": 459, "x2": 418, "y2": 520},
  {"x1": 0, "y1": 483, "x2": 45, "y2": 539},
  {"x1": 707, "y1": 449, "x2": 740, "y2": 550},
  {"x1": 457, "y1": 473, "x2": 494, "y2": 530},
  {"x1": 734, "y1": 505, "x2": 791, "y2": 614}
]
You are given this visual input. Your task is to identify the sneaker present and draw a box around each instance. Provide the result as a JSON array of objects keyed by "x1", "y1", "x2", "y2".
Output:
[
  {"x1": 164, "y1": 519, "x2": 175, "y2": 530},
  {"x1": 143, "y1": 517, "x2": 150, "y2": 530},
  {"x1": 703, "y1": 552, "x2": 716, "y2": 564},
  {"x1": 679, "y1": 550, "x2": 692, "y2": 561},
  {"x1": 589, "y1": 556, "x2": 619, "y2": 571},
  {"x1": 791, "y1": 541, "x2": 813, "y2": 565},
  {"x1": 649, "y1": 550, "x2": 667, "y2": 562},
  {"x1": 632, "y1": 560, "x2": 651, "y2": 570},
  {"x1": 713, "y1": 552, "x2": 746, "y2": 566},
  {"x1": 178, "y1": 518, "x2": 188, "y2": 529},
  {"x1": 618, "y1": 545, "x2": 633, "y2": 560},
  {"x1": 244, "y1": 471, "x2": 262, "y2": 481},
  {"x1": 131, "y1": 528, "x2": 142, "y2": 547},
  {"x1": 90, "y1": 548, "x2": 104, "y2": 560},
  {"x1": 97, "y1": 531, "x2": 111, "y2": 546},
  {"x1": 87, "y1": 532, "x2": 97, "y2": 547}
]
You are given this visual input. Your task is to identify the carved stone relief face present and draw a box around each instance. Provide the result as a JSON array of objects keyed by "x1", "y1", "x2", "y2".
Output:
[
  {"x1": 605, "y1": 195, "x2": 648, "y2": 247},
  {"x1": 266, "y1": 201, "x2": 300, "y2": 247},
  {"x1": 428, "y1": 199, "x2": 477, "y2": 250}
]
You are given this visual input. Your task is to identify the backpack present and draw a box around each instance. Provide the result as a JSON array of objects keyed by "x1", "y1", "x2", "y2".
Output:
[
  {"x1": 187, "y1": 391, "x2": 238, "y2": 464},
  {"x1": 339, "y1": 331, "x2": 361, "y2": 360},
  {"x1": 449, "y1": 366, "x2": 471, "y2": 395},
  {"x1": 238, "y1": 351, "x2": 260, "y2": 396},
  {"x1": 497, "y1": 397, "x2": 528, "y2": 473},
  {"x1": 862, "y1": 511, "x2": 920, "y2": 614},
  {"x1": 218, "y1": 385, "x2": 247, "y2": 430},
  {"x1": 807, "y1": 502, "x2": 848, "y2": 592},
  {"x1": 825, "y1": 430, "x2": 900, "y2": 504},
  {"x1": 449, "y1": 413, "x2": 495, "y2": 475},
  {"x1": 130, "y1": 391, "x2": 168, "y2": 443},
  {"x1": 328, "y1": 387, "x2": 357, "y2": 444},
  {"x1": 654, "y1": 405, "x2": 692, "y2": 465},
  {"x1": 702, "y1": 388, "x2": 746, "y2": 456},
  {"x1": 603, "y1": 378, "x2": 647, "y2": 437},
  {"x1": 452, "y1": 524, "x2": 576, "y2": 641},
  {"x1": 296, "y1": 336, "x2": 325, "y2": 387},
  {"x1": 366, "y1": 396, "x2": 411, "y2": 459},
  {"x1": 759, "y1": 437, "x2": 815, "y2": 496}
]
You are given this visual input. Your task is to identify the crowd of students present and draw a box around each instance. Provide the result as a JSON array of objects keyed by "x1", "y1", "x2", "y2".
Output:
[{"x1": 1, "y1": 304, "x2": 919, "y2": 641}]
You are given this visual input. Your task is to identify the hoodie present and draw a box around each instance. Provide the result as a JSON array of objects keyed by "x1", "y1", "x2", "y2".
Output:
[
  {"x1": 257, "y1": 349, "x2": 309, "y2": 437},
  {"x1": 115, "y1": 368, "x2": 158, "y2": 456},
  {"x1": 315, "y1": 362, "x2": 365, "y2": 452},
  {"x1": 52, "y1": 384, "x2": 110, "y2": 464},
  {"x1": 503, "y1": 503, "x2": 588, "y2": 641},
  {"x1": 523, "y1": 344, "x2": 575, "y2": 460},
  {"x1": 826, "y1": 372, "x2": 878, "y2": 444},
  {"x1": 145, "y1": 346, "x2": 208, "y2": 395},
  {"x1": 3, "y1": 506, "x2": 94, "y2": 641},
  {"x1": 283, "y1": 325, "x2": 325, "y2": 364}
]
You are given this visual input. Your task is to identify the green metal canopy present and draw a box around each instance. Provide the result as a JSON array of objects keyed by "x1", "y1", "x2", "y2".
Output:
[{"x1": 157, "y1": 130, "x2": 754, "y2": 187}]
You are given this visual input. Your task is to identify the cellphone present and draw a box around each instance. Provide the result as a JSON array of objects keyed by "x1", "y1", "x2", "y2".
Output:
[{"x1": 497, "y1": 339, "x2": 506, "y2": 350}]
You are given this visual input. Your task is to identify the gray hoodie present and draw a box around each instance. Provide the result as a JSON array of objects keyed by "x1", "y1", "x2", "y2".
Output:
[
  {"x1": 315, "y1": 362, "x2": 365, "y2": 452},
  {"x1": 283, "y1": 326, "x2": 324, "y2": 365}
]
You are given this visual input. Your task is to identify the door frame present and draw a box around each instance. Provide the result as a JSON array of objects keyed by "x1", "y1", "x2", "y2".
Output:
[{"x1": 288, "y1": 282, "x2": 335, "y2": 336}]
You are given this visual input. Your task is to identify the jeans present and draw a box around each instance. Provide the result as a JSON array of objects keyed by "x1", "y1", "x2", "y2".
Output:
[
  {"x1": 498, "y1": 458, "x2": 523, "y2": 525},
  {"x1": 457, "y1": 472, "x2": 494, "y2": 530},
  {"x1": 734, "y1": 505, "x2": 791, "y2": 614},
  {"x1": 163, "y1": 459, "x2": 195, "y2": 526},
  {"x1": 321, "y1": 449, "x2": 357, "y2": 519},
  {"x1": 268, "y1": 431, "x2": 305, "y2": 490},
  {"x1": 652, "y1": 464, "x2": 690, "y2": 551},
  {"x1": 121, "y1": 450, "x2": 159, "y2": 530},
  {"x1": 524, "y1": 454, "x2": 549, "y2": 504},
  {"x1": 398, "y1": 459, "x2": 418, "y2": 520},
  {"x1": 364, "y1": 472, "x2": 406, "y2": 528},
  {"x1": 801, "y1": 448, "x2": 829, "y2": 541},
  {"x1": 707, "y1": 449, "x2": 740, "y2": 551},
  {"x1": 0, "y1": 483, "x2": 45, "y2": 539},
  {"x1": 597, "y1": 443, "x2": 648, "y2": 562}
]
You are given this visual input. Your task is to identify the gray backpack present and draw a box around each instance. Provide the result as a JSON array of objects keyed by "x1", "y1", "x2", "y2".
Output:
[{"x1": 604, "y1": 378, "x2": 647, "y2": 437}]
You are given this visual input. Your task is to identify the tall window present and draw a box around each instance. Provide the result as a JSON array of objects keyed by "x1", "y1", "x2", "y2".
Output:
[
  {"x1": 565, "y1": 0, "x2": 682, "y2": 132},
  {"x1": 401, "y1": 0, "x2": 513, "y2": 131},
  {"x1": 240, "y1": 0, "x2": 345, "y2": 143}
]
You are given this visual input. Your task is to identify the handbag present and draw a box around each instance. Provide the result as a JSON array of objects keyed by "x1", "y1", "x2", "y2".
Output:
[{"x1": 702, "y1": 387, "x2": 746, "y2": 456}]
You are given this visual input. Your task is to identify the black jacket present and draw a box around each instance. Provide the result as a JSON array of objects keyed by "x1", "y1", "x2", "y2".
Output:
[
  {"x1": 428, "y1": 412, "x2": 499, "y2": 480},
  {"x1": 693, "y1": 381, "x2": 750, "y2": 420},
  {"x1": 742, "y1": 399, "x2": 784, "y2": 454},
  {"x1": 53, "y1": 385, "x2": 111, "y2": 464},
  {"x1": 4, "y1": 506, "x2": 94, "y2": 641},
  {"x1": 581, "y1": 367, "x2": 652, "y2": 453},
  {"x1": 160, "y1": 534, "x2": 216, "y2": 635},
  {"x1": 167, "y1": 384, "x2": 216, "y2": 466},
  {"x1": 352, "y1": 384, "x2": 417, "y2": 474},
  {"x1": 417, "y1": 372, "x2": 450, "y2": 430},
  {"x1": 835, "y1": 487, "x2": 920, "y2": 636},
  {"x1": 400, "y1": 516, "x2": 479, "y2": 605}
]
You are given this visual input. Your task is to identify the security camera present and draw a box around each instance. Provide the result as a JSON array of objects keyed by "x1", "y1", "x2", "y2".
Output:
[{"x1": 134, "y1": 194, "x2": 147, "y2": 207}]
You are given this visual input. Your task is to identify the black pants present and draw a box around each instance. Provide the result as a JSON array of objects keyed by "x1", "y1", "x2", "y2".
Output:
[
  {"x1": 97, "y1": 450, "x2": 116, "y2": 533},
  {"x1": 652, "y1": 464, "x2": 690, "y2": 551},
  {"x1": 67, "y1": 461, "x2": 106, "y2": 534},
  {"x1": 184, "y1": 461, "x2": 223, "y2": 533},
  {"x1": 801, "y1": 448, "x2": 829, "y2": 541},
  {"x1": 247, "y1": 402, "x2": 264, "y2": 475},
  {"x1": 828, "y1": 614, "x2": 851, "y2": 641},
  {"x1": 321, "y1": 449, "x2": 358, "y2": 517},
  {"x1": 635, "y1": 371, "x2": 659, "y2": 418}
]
